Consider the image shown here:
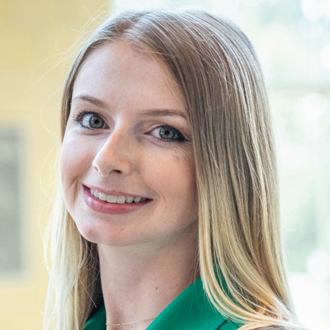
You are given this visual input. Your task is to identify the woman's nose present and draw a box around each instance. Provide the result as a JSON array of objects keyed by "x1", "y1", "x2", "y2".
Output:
[{"x1": 92, "y1": 130, "x2": 134, "y2": 177}]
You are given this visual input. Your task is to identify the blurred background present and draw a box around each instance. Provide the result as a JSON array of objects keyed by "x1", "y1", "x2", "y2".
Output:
[{"x1": 0, "y1": 0, "x2": 329, "y2": 329}]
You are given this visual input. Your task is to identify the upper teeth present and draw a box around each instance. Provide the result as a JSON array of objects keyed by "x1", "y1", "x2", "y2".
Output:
[{"x1": 90, "y1": 189, "x2": 147, "y2": 204}]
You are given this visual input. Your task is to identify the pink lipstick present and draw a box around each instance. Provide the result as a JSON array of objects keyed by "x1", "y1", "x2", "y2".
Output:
[{"x1": 82, "y1": 185, "x2": 152, "y2": 215}]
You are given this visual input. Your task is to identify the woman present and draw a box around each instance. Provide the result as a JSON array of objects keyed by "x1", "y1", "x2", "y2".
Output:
[{"x1": 44, "y1": 8, "x2": 304, "y2": 330}]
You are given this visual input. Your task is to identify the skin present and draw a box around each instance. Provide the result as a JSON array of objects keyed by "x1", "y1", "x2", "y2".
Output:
[{"x1": 60, "y1": 42, "x2": 199, "y2": 329}]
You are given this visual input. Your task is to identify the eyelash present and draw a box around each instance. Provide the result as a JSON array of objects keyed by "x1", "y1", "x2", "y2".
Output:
[
  {"x1": 73, "y1": 110, "x2": 187, "y2": 144},
  {"x1": 73, "y1": 110, "x2": 106, "y2": 130},
  {"x1": 150, "y1": 125, "x2": 187, "y2": 144}
]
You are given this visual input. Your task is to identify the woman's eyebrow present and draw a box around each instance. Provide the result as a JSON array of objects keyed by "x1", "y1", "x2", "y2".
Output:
[
  {"x1": 72, "y1": 94, "x2": 187, "y2": 120},
  {"x1": 72, "y1": 94, "x2": 108, "y2": 108},
  {"x1": 139, "y1": 109, "x2": 187, "y2": 120}
]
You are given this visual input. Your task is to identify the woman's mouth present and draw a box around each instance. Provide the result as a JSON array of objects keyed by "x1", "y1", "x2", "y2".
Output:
[
  {"x1": 90, "y1": 188, "x2": 148, "y2": 204},
  {"x1": 82, "y1": 185, "x2": 152, "y2": 215}
]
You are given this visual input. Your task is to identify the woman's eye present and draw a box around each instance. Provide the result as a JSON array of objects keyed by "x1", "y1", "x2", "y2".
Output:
[
  {"x1": 152, "y1": 125, "x2": 186, "y2": 142},
  {"x1": 79, "y1": 112, "x2": 105, "y2": 129}
]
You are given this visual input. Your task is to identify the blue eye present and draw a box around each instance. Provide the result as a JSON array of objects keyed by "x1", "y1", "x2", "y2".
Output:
[
  {"x1": 75, "y1": 111, "x2": 106, "y2": 129},
  {"x1": 152, "y1": 125, "x2": 186, "y2": 142}
]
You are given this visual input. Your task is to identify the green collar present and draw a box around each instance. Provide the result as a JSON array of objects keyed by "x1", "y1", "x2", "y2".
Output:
[{"x1": 83, "y1": 277, "x2": 240, "y2": 330}]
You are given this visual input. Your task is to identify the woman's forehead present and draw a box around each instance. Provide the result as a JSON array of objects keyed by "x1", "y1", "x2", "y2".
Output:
[{"x1": 72, "y1": 41, "x2": 186, "y2": 114}]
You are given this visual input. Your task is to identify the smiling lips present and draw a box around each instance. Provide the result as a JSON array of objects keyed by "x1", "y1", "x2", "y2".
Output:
[
  {"x1": 82, "y1": 185, "x2": 152, "y2": 214},
  {"x1": 91, "y1": 188, "x2": 148, "y2": 204}
]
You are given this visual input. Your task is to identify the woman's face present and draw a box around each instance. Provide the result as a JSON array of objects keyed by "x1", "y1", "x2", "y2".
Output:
[{"x1": 60, "y1": 42, "x2": 197, "y2": 248}]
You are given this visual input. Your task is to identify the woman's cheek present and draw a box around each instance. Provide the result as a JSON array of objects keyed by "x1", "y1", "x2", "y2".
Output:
[
  {"x1": 148, "y1": 151, "x2": 195, "y2": 196},
  {"x1": 60, "y1": 136, "x2": 94, "y2": 197}
]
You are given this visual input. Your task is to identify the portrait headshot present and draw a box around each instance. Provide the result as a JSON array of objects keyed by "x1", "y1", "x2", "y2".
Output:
[{"x1": 0, "y1": 1, "x2": 329, "y2": 330}]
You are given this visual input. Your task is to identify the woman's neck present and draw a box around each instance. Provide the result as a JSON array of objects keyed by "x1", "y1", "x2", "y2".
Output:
[{"x1": 98, "y1": 224, "x2": 198, "y2": 330}]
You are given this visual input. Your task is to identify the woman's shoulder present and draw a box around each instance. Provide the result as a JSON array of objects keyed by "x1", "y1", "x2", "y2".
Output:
[
  {"x1": 83, "y1": 302, "x2": 106, "y2": 330},
  {"x1": 146, "y1": 277, "x2": 242, "y2": 330},
  {"x1": 218, "y1": 318, "x2": 241, "y2": 329},
  {"x1": 82, "y1": 277, "x2": 242, "y2": 330}
]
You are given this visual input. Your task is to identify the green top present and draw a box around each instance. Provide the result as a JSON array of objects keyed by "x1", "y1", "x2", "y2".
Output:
[{"x1": 83, "y1": 277, "x2": 241, "y2": 330}]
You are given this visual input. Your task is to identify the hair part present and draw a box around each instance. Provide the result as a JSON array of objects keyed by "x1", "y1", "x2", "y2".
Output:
[{"x1": 45, "y1": 8, "x2": 303, "y2": 330}]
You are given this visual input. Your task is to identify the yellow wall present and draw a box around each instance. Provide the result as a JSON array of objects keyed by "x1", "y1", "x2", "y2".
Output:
[{"x1": 0, "y1": 1, "x2": 111, "y2": 328}]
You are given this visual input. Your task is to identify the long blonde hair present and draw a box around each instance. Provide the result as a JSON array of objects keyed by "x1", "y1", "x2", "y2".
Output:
[{"x1": 44, "y1": 8, "x2": 303, "y2": 330}]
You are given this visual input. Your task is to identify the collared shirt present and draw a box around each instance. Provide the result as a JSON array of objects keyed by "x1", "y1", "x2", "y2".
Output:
[{"x1": 83, "y1": 277, "x2": 241, "y2": 330}]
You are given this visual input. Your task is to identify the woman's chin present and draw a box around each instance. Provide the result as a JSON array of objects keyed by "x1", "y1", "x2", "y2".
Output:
[{"x1": 75, "y1": 221, "x2": 141, "y2": 247}]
